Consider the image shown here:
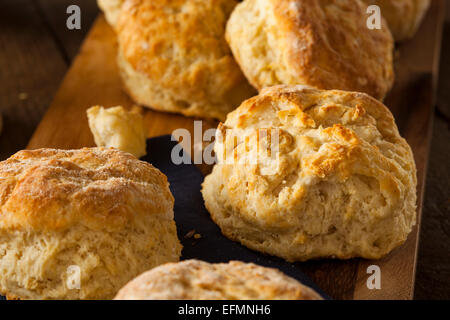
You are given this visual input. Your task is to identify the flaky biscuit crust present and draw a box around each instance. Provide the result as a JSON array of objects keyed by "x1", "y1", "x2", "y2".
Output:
[
  {"x1": 362, "y1": 0, "x2": 430, "y2": 42},
  {"x1": 202, "y1": 85, "x2": 417, "y2": 261},
  {"x1": 226, "y1": 0, "x2": 394, "y2": 100},
  {"x1": 115, "y1": 260, "x2": 322, "y2": 300},
  {"x1": 116, "y1": 0, "x2": 256, "y2": 120},
  {"x1": 0, "y1": 148, "x2": 182, "y2": 299}
]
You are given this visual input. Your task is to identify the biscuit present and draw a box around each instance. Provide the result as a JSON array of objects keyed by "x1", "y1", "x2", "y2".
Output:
[
  {"x1": 226, "y1": 0, "x2": 395, "y2": 100},
  {"x1": 362, "y1": 0, "x2": 430, "y2": 42},
  {"x1": 116, "y1": 0, "x2": 256, "y2": 121},
  {"x1": 115, "y1": 260, "x2": 322, "y2": 300},
  {"x1": 0, "y1": 148, "x2": 182, "y2": 299},
  {"x1": 202, "y1": 85, "x2": 417, "y2": 261},
  {"x1": 97, "y1": 0, "x2": 124, "y2": 27},
  {"x1": 87, "y1": 105, "x2": 147, "y2": 158}
]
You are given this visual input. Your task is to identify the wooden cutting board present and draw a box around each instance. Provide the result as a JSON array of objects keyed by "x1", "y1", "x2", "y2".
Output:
[{"x1": 27, "y1": 0, "x2": 445, "y2": 300}]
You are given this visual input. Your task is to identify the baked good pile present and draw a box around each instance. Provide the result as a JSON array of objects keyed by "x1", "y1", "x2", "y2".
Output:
[{"x1": 0, "y1": 0, "x2": 428, "y2": 299}]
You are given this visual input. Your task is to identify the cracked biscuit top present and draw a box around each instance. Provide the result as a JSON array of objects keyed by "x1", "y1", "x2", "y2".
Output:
[
  {"x1": 115, "y1": 259, "x2": 322, "y2": 300},
  {"x1": 226, "y1": 0, "x2": 394, "y2": 100},
  {"x1": 202, "y1": 85, "x2": 417, "y2": 261},
  {"x1": 0, "y1": 147, "x2": 174, "y2": 232}
]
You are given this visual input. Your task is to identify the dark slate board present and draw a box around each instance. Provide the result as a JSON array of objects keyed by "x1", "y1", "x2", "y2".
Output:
[{"x1": 145, "y1": 135, "x2": 330, "y2": 299}]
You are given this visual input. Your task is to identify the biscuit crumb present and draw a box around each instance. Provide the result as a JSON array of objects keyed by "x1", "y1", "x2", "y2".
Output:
[
  {"x1": 18, "y1": 93, "x2": 28, "y2": 100},
  {"x1": 184, "y1": 230, "x2": 196, "y2": 239},
  {"x1": 87, "y1": 105, "x2": 147, "y2": 158}
]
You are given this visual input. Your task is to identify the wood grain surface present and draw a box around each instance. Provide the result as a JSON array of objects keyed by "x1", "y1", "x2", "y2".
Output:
[
  {"x1": 0, "y1": 0, "x2": 98, "y2": 161},
  {"x1": 0, "y1": 0, "x2": 67, "y2": 160},
  {"x1": 414, "y1": 2, "x2": 450, "y2": 300},
  {"x1": 0, "y1": 0, "x2": 447, "y2": 299}
]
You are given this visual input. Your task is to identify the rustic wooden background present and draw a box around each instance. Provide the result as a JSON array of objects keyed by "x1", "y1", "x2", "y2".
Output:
[{"x1": 0, "y1": 0, "x2": 448, "y2": 299}]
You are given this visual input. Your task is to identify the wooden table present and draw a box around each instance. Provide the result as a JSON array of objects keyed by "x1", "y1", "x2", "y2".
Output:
[{"x1": 0, "y1": 0, "x2": 448, "y2": 299}]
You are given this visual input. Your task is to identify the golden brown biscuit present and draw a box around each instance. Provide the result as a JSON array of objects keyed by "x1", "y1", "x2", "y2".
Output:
[
  {"x1": 226, "y1": 0, "x2": 395, "y2": 100},
  {"x1": 202, "y1": 85, "x2": 417, "y2": 262},
  {"x1": 0, "y1": 148, "x2": 182, "y2": 299},
  {"x1": 362, "y1": 0, "x2": 430, "y2": 42},
  {"x1": 116, "y1": 0, "x2": 256, "y2": 120},
  {"x1": 115, "y1": 260, "x2": 322, "y2": 300},
  {"x1": 97, "y1": 0, "x2": 124, "y2": 27},
  {"x1": 87, "y1": 105, "x2": 147, "y2": 158}
]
